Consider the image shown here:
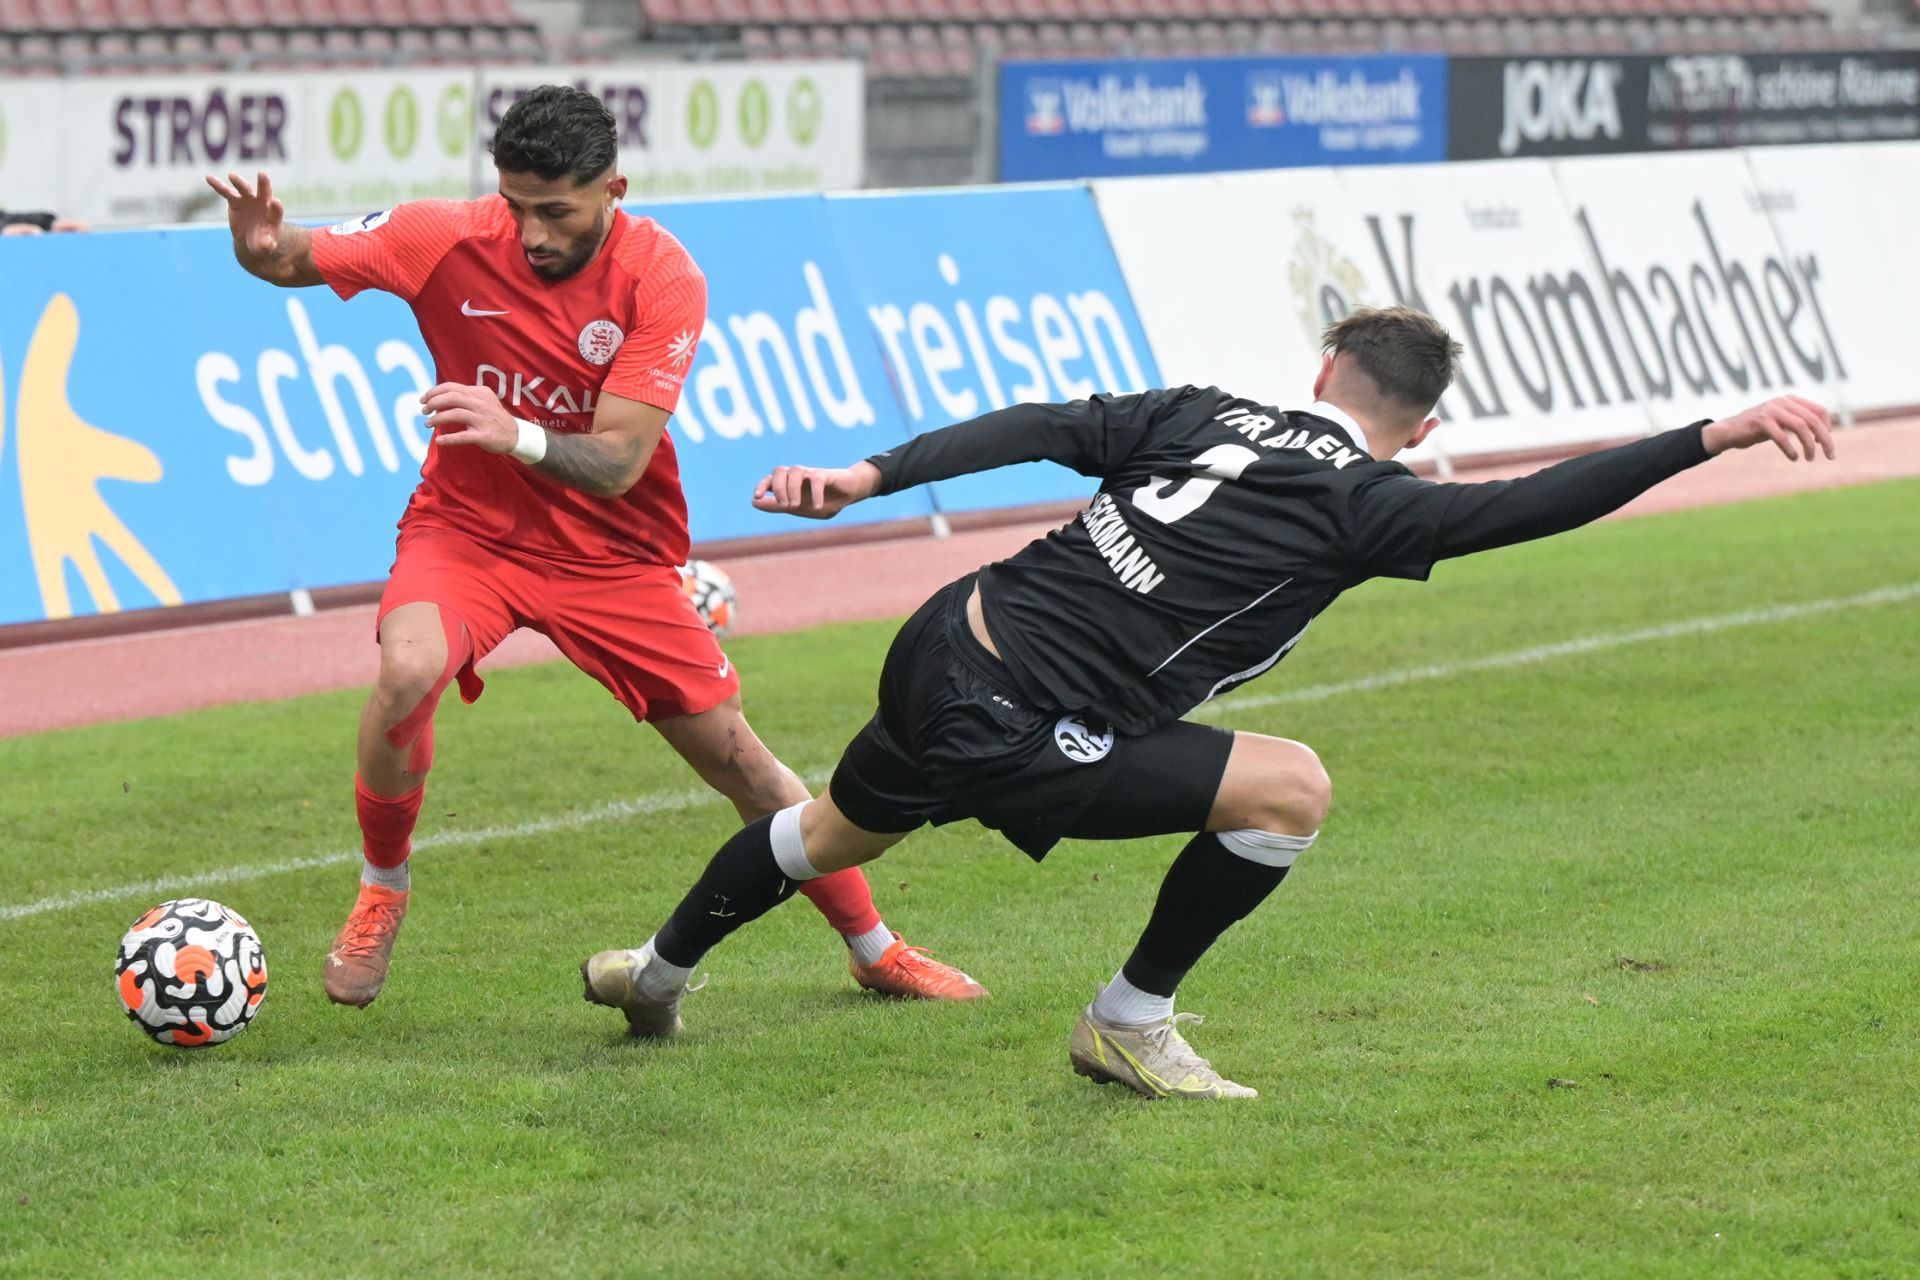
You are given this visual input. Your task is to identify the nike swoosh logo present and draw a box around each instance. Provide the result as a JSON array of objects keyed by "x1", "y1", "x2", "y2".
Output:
[
  {"x1": 461, "y1": 301, "x2": 510, "y2": 317},
  {"x1": 717, "y1": 659, "x2": 731, "y2": 679}
]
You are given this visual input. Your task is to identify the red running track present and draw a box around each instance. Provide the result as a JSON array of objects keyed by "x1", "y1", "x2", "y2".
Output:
[{"x1": 3, "y1": 420, "x2": 1916, "y2": 740}]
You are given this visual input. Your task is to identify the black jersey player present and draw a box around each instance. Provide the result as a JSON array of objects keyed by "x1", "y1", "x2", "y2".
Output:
[{"x1": 580, "y1": 306, "x2": 1837, "y2": 1099}]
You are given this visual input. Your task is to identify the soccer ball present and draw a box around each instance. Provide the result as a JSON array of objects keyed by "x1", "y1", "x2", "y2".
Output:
[
  {"x1": 678, "y1": 559, "x2": 738, "y2": 637},
  {"x1": 114, "y1": 898, "x2": 267, "y2": 1048}
]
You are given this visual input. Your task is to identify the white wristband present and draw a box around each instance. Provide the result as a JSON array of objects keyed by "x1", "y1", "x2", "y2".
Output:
[{"x1": 510, "y1": 419, "x2": 548, "y2": 465}]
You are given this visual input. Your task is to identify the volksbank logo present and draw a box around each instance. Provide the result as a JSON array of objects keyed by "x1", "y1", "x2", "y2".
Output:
[
  {"x1": 1499, "y1": 60, "x2": 1623, "y2": 155},
  {"x1": 1025, "y1": 74, "x2": 1207, "y2": 136},
  {"x1": 1246, "y1": 76, "x2": 1285, "y2": 127},
  {"x1": 1025, "y1": 81, "x2": 1066, "y2": 136},
  {"x1": 1250, "y1": 69, "x2": 1424, "y2": 130}
]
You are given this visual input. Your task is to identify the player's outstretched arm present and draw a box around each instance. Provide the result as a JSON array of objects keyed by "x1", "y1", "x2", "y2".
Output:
[
  {"x1": 753, "y1": 389, "x2": 1192, "y2": 520},
  {"x1": 425, "y1": 383, "x2": 667, "y2": 500},
  {"x1": 1350, "y1": 395, "x2": 1837, "y2": 579},
  {"x1": 204, "y1": 171, "x2": 322, "y2": 287}
]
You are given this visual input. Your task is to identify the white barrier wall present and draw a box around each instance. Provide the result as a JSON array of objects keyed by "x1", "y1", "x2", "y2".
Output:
[
  {"x1": 1095, "y1": 141, "x2": 1920, "y2": 462},
  {"x1": 1739, "y1": 141, "x2": 1920, "y2": 416}
]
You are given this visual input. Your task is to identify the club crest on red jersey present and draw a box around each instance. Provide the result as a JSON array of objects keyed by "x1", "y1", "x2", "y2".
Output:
[
  {"x1": 577, "y1": 319, "x2": 625, "y2": 366},
  {"x1": 329, "y1": 210, "x2": 391, "y2": 236}
]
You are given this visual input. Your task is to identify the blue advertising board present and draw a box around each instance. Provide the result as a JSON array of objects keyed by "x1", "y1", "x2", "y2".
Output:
[
  {"x1": 0, "y1": 183, "x2": 1156, "y2": 626},
  {"x1": 999, "y1": 54, "x2": 1449, "y2": 182}
]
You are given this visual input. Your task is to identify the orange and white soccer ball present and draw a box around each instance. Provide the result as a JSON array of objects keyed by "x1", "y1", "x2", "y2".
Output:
[
  {"x1": 115, "y1": 898, "x2": 267, "y2": 1048},
  {"x1": 678, "y1": 560, "x2": 738, "y2": 638}
]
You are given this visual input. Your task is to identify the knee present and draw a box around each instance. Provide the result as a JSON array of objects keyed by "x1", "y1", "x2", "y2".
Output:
[
  {"x1": 1258, "y1": 741, "x2": 1333, "y2": 835},
  {"x1": 375, "y1": 642, "x2": 447, "y2": 716}
]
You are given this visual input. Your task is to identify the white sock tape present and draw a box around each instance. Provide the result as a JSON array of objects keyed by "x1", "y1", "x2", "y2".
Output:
[
  {"x1": 769, "y1": 801, "x2": 820, "y2": 881},
  {"x1": 1216, "y1": 827, "x2": 1317, "y2": 868},
  {"x1": 510, "y1": 419, "x2": 548, "y2": 464}
]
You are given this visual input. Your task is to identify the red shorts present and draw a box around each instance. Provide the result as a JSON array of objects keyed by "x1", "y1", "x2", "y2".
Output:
[{"x1": 376, "y1": 527, "x2": 739, "y2": 723}]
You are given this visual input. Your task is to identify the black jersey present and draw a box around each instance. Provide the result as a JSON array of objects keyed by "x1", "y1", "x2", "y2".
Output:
[{"x1": 866, "y1": 386, "x2": 1711, "y2": 737}]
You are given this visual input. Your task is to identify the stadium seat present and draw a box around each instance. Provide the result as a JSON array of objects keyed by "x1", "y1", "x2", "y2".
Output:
[
  {"x1": 31, "y1": 0, "x2": 77, "y2": 28},
  {"x1": 69, "y1": 0, "x2": 116, "y2": 29}
]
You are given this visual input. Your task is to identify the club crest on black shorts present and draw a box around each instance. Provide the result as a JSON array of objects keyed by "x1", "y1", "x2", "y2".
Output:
[{"x1": 1053, "y1": 715, "x2": 1114, "y2": 764}]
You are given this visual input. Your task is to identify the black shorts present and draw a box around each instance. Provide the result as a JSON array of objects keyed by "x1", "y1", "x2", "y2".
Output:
[{"x1": 828, "y1": 574, "x2": 1237, "y2": 860}]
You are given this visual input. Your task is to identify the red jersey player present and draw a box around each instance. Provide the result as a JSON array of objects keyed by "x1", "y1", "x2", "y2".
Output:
[{"x1": 205, "y1": 86, "x2": 983, "y2": 1014}]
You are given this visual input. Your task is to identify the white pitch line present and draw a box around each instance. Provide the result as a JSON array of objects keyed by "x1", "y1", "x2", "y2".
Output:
[
  {"x1": 1192, "y1": 582, "x2": 1920, "y2": 717},
  {"x1": 0, "y1": 772, "x2": 830, "y2": 925},
  {"x1": 5, "y1": 584, "x2": 1916, "y2": 925}
]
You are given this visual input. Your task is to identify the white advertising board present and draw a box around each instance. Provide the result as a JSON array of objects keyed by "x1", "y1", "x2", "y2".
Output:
[
  {"x1": 1100, "y1": 146, "x2": 1920, "y2": 463},
  {"x1": 1738, "y1": 140, "x2": 1920, "y2": 416},
  {"x1": 1095, "y1": 159, "x2": 1651, "y2": 464},
  {"x1": 1089, "y1": 167, "x2": 1353, "y2": 415},
  {"x1": 0, "y1": 70, "x2": 476, "y2": 228},
  {"x1": 478, "y1": 62, "x2": 864, "y2": 200},
  {"x1": 1547, "y1": 149, "x2": 1847, "y2": 431},
  {"x1": 0, "y1": 61, "x2": 864, "y2": 228}
]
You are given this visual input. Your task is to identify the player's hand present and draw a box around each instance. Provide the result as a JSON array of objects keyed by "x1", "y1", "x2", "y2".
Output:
[
  {"x1": 751, "y1": 461, "x2": 880, "y2": 519},
  {"x1": 1702, "y1": 396, "x2": 1836, "y2": 462},
  {"x1": 205, "y1": 171, "x2": 288, "y2": 260},
  {"x1": 423, "y1": 383, "x2": 518, "y2": 453}
]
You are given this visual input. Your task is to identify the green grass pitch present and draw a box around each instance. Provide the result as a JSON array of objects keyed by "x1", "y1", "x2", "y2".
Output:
[{"x1": 3, "y1": 480, "x2": 1917, "y2": 1278}]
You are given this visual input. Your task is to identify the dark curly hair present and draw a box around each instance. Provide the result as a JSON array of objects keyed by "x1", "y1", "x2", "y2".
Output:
[{"x1": 490, "y1": 85, "x2": 618, "y2": 185}]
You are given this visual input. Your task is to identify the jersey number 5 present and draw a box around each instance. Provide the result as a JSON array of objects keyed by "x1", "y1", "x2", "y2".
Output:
[{"x1": 1129, "y1": 444, "x2": 1261, "y2": 525}]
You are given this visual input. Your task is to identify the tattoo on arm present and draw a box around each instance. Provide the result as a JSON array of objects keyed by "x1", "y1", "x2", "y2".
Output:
[{"x1": 531, "y1": 429, "x2": 647, "y2": 498}]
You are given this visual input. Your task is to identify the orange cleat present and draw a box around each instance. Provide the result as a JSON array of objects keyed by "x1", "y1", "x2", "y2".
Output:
[
  {"x1": 324, "y1": 883, "x2": 409, "y2": 1007},
  {"x1": 850, "y1": 934, "x2": 989, "y2": 1001}
]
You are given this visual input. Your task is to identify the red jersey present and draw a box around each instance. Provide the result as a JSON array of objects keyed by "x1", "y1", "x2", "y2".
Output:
[{"x1": 311, "y1": 197, "x2": 705, "y2": 569}]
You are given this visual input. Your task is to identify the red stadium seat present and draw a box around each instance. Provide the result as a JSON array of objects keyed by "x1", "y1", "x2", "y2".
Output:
[
  {"x1": 815, "y1": 0, "x2": 851, "y2": 22},
  {"x1": 474, "y1": 0, "x2": 517, "y2": 20},
  {"x1": 32, "y1": 0, "x2": 79, "y2": 30},
  {"x1": 90, "y1": 29, "x2": 130, "y2": 55},
  {"x1": 71, "y1": 0, "x2": 115, "y2": 29},
  {"x1": 1, "y1": 0, "x2": 45, "y2": 28}
]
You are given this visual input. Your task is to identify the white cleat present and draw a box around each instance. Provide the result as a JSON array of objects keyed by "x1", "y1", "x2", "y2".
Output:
[
  {"x1": 1069, "y1": 1003, "x2": 1258, "y2": 1100},
  {"x1": 580, "y1": 944, "x2": 698, "y2": 1039}
]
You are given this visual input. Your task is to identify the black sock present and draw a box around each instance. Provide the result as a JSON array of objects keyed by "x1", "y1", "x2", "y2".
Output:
[
  {"x1": 653, "y1": 815, "x2": 800, "y2": 968},
  {"x1": 1120, "y1": 832, "x2": 1291, "y2": 997}
]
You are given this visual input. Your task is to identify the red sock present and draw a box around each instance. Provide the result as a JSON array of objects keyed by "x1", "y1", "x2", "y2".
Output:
[
  {"x1": 355, "y1": 774, "x2": 423, "y2": 869},
  {"x1": 797, "y1": 867, "x2": 883, "y2": 937}
]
